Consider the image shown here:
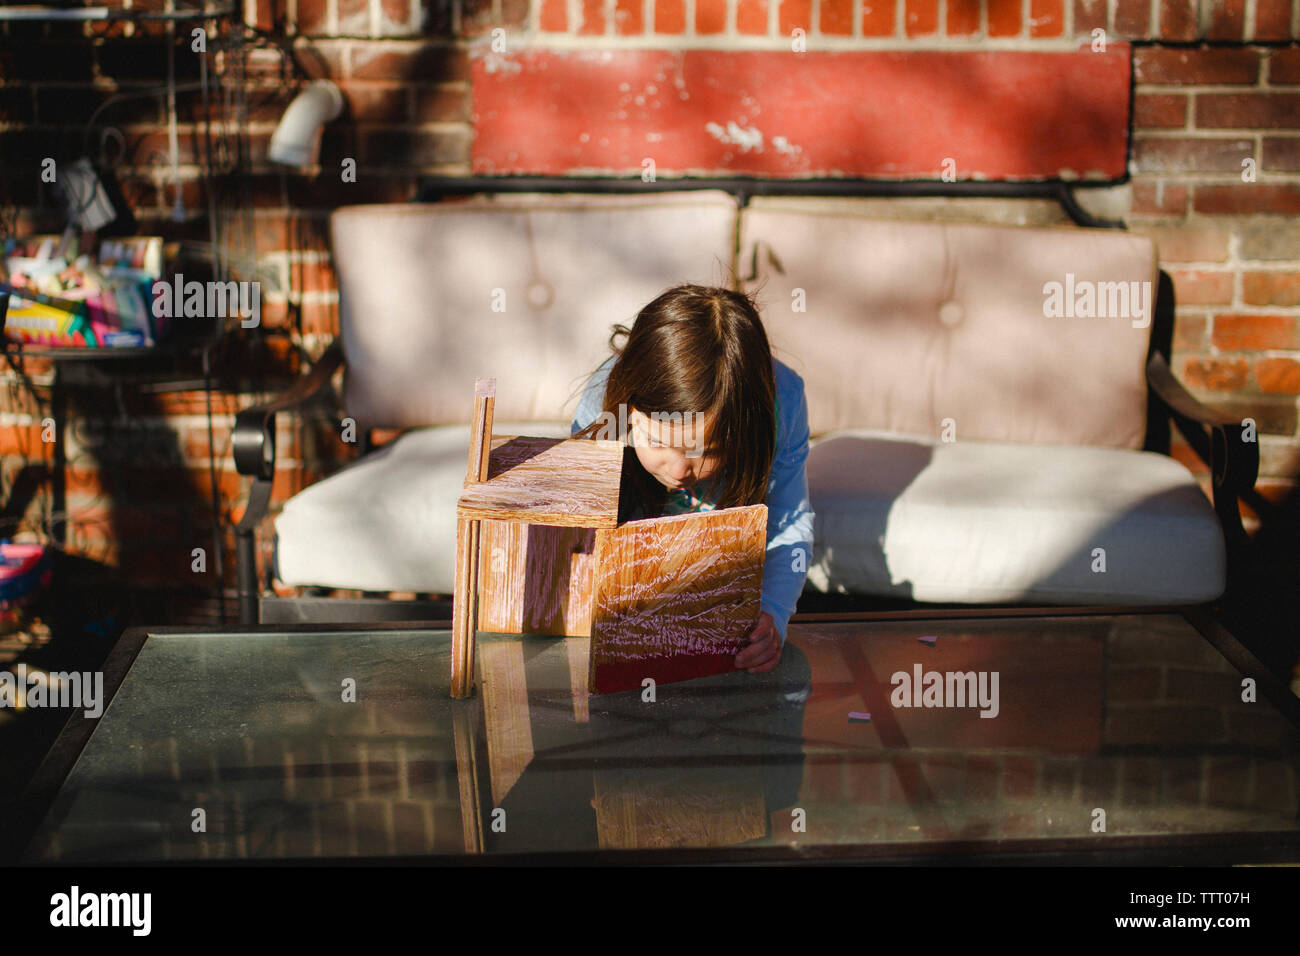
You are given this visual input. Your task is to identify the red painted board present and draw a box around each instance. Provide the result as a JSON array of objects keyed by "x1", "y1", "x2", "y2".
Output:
[{"x1": 471, "y1": 47, "x2": 1131, "y2": 180}]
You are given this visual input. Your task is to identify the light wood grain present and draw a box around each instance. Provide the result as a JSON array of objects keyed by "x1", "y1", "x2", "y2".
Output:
[
  {"x1": 450, "y1": 516, "x2": 482, "y2": 699},
  {"x1": 589, "y1": 504, "x2": 768, "y2": 695},
  {"x1": 478, "y1": 639, "x2": 535, "y2": 806},
  {"x1": 477, "y1": 521, "x2": 598, "y2": 636},
  {"x1": 466, "y1": 378, "x2": 496, "y2": 484},
  {"x1": 457, "y1": 436, "x2": 624, "y2": 528}
]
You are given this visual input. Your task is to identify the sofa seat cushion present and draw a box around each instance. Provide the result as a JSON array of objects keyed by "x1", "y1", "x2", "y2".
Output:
[
  {"x1": 805, "y1": 431, "x2": 1226, "y2": 605},
  {"x1": 273, "y1": 423, "x2": 572, "y2": 593}
]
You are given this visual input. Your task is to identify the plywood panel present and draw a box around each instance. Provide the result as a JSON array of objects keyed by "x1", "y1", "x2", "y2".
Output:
[
  {"x1": 478, "y1": 520, "x2": 597, "y2": 637},
  {"x1": 589, "y1": 504, "x2": 768, "y2": 695},
  {"x1": 457, "y1": 436, "x2": 624, "y2": 528}
]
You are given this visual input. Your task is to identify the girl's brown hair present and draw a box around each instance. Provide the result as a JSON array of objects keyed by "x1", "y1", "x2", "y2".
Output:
[{"x1": 574, "y1": 283, "x2": 777, "y2": 517}]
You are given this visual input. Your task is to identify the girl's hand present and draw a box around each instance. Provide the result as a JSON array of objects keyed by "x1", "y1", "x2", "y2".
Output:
[{"x1": 735, "y1": 612, "x2": 782, "y2": 674}]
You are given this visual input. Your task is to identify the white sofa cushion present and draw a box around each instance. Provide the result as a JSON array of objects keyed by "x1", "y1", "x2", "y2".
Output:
[
  {"x1": 804, "y1": 430, "x2": 1226, "y2": 604},
  {"x1": 274, "y1": 423, "x2": 572, "y2": 593},
  {"x1": 740, "y1": 207, "x2": 1158, "y2": 448},
  {"x1": 332, "y1": 191, "x2": 740, "y2": 429}
]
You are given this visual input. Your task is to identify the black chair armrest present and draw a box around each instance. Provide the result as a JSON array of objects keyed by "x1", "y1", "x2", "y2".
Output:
[
  {"x1": 233, "y1": 340, "x2": 345, "y2": 480},
  {"x1": 1146, "y1": 352, "x2": 1259, "y2": 543}
]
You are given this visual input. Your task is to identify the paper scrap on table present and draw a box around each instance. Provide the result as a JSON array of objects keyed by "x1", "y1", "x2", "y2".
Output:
[
  {"x1": 918, "y1": 635, "x2": 937, "y2": 647},
  {"x1": 848, "y1": 711, "x2": 872, "y2": 722}
]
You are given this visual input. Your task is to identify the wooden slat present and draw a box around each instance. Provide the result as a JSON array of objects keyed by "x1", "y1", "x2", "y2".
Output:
[
  {"x1": 457, "y1": 436, "x2": 624, "y2": 528},
  {"x1": 450, "y1": 516, "x2": 482, "y2": 698},
  {"x1": 588, "y1": 504, "x2": 768, "y2": 695},
  {"x1": 465, "y1": 377, "x2": 496, "y2": 484},
  {"x1": 477, "y1": 521, "x2": 598, "y2": 636}
]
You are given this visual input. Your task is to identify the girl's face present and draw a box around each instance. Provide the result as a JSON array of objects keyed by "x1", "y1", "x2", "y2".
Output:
[{"x1": 627, "y1": 407, "x2": 720, "y2": 492}]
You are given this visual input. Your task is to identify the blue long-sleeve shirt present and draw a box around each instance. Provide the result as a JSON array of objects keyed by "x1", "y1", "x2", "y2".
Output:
[{"x1": 570, "y1": 356, "x2": 815, "y2": 642}]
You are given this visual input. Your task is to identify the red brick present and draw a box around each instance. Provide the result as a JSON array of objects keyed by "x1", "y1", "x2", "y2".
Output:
[
  {"x1": 861, "y1": 0, "x2": 893, "y2": 34},
  {"x1": 1133, "y1": 224, "x2": 1231, "y2": 262},
  {"x1": 1132, "y1": 181, "x2": 1189, "y2": 215},
  {"x1": 904, "y1": 0, "x2": 938, "y2": 35},
  {"x1": 821, "y1": 0, "x2": 854, "y2": 34},
  {"x1": 1134, "y1": 136, "x2": 1254, "y2": 173},
  {"x1": 1256, "y1": 358, "x2": 1300, "y2": 394},
  {"x1": 1255, "y1": 0, "x2": 1293, "y2": 40},
  {"x1": 1157, "y1": 0, "x2": 1197, "y2": 39},
  {"x1": 350, "y1": 44, "x2": 469, "y2": 82},
  {"x1": 1182, "y1": 356, "x2": 1250, "y2": 390},
  {"x1": 414, "y1": 86, "x2": 470, "y2": 123},
  {"x1": 695, "y1": 0, "x2": 726, "y2": 32},
  {"x1": 296, "y1": 0, "x2": 329, "y2": 34},
  {"x1": 1262, "y1": 137, "x2": 1300, "y2": 171},
  {"x1": 460, "y1": 0, "x2": 492, "y2": 34},
  {"x1": 337, "y1": 0, "x2": 369, "y2": 33},
  {"x1": 1207, "y1": 0, "x2": 1245, "y2": 39},
  {"x1": 1269, "y1": 49, "x2": 1300, "y2": 84},
  {"x1": 1194, "y1": 184, "x2": 1300, "y2": 215},
  {"x1": 947, "y1": 0, "x2": 980, "y2": 34},
  {"x1": 500, "y1": 0, "x2": 529, "y2": 29},
  {"x1": 1213, "y1": 314, "x2": 1300, "y2": 350},
  {"x1": 1197, "y1": 93, "x2": 1300, "y2": 129},
  {"x1": 988, "y1": 0, "x2": 1020, "y2": 35},
  {"x1": 1243, "y1": 271, "x2": 1300, "y2": 306},
  {"x1": 1030, "y1": 0, "x2": 1063, "y2": 36},
  {"x1": 339, "y1": 83, "x2": 409, "y2": 123},
  {"x1": 1073, "y1": 0, "x2": 1106, "y2": 34},
  {"x1": 1135, "y1": 93, "x2": 1187, "y2": 128},
  {"x1": 1135, "y1": 48, "x2": 1260, "y2": 85},
  {"x1": 1172, "y1": 269, "x2": 1233, "y2": 305},
  {"x1": 657, "y1": 0, "x2": 687, "y2": 32},
  {"x1": 736, "y1": 0, "x2": 768, "y2": 34},
  {"x1": 1172, "y1": 313, "x2": 1208, "y2": 350},
  {"x1": 381, "y1": 0, "x2": 411, "y2": 26},
  {"x1": 539, "y1": 0, "x2": 567, "y2": 30},
  {"x1": 580, "y1": 0, "x2": 606, "y2": 33},
  {"x1": 1114, "y1": 0, "x2": 1151, "y2": 37}
]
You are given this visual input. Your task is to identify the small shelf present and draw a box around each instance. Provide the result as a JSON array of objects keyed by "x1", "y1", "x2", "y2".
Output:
[{"x1": 0, "y1": 4, "x2": 235, "y2": 22}]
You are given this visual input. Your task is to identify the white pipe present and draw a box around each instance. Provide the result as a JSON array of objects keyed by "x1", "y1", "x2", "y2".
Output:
[{"x1": 269, "y1": 80, "x2": 344, "y2": 168}]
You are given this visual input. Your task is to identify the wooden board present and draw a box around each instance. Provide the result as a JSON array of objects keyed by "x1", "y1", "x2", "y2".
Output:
[
  {"x1": 477, "y1": 520, "x2": 597, "y2": 637},
  {"x1": 457, "y1": 436, "x2": 625, "y2": 528},
  {"x1": 588, "y1": 504, "x2": 768, "y2": 695}
]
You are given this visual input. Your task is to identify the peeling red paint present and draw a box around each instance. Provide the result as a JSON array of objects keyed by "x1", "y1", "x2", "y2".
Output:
[{"x1": 470, "y1": 48, "x2": 1131, "y2": 179}]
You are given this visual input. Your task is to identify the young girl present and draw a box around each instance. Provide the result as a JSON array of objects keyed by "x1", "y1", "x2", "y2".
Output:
[{"x1": 570, "y1": 283, "x2": 815, "y2": 674}]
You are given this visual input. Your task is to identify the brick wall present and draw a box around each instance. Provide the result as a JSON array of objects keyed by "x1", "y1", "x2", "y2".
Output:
[{"x1": 1, "y1": 0, "x2": 1298, "y2": 597}]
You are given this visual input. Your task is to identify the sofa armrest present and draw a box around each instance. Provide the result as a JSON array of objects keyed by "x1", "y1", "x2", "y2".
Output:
[
  {"x1": 1146, "y1": 352, "x2": 1259, "y2": 544},
  {"x1": 233, "y1": 340, "x2": 344, "y2": 480}
]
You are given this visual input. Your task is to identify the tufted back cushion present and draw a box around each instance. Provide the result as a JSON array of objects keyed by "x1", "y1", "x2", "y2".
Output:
[
  {"x1": 740, "y1": 200, "x2": 1159, "y2": 448},
  {"x1": 331, "y1": 190, "x2": 740, "y2": 428}
]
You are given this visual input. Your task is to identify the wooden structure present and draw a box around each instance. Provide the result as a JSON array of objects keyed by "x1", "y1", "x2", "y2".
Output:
[{"x1": 450, "y1": 378, "x2": 768, "y2": 698}]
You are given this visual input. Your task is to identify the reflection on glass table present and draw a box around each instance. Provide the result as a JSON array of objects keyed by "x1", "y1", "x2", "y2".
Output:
[{"x1": 22, "y1": 614, "x2": 1300, "y2": 862}]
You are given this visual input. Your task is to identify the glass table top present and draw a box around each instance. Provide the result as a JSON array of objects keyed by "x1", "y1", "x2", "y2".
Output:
[{"x1": 22, "y1": 613, "x2": 1300, "y2": 862}]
